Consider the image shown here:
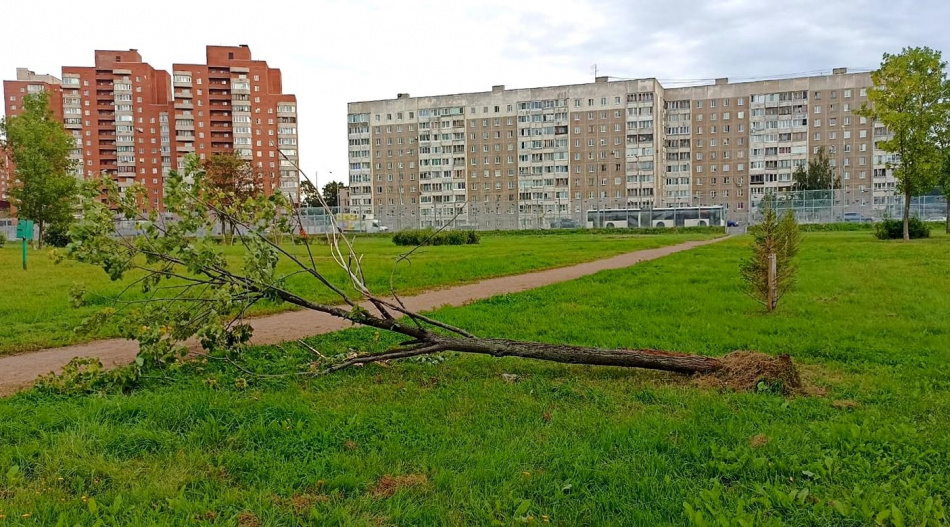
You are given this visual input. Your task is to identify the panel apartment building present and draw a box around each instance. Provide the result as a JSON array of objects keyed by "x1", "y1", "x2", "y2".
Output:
[
  {"x1": 2, "y1": 46, "x2": 300, "y2": 211},
  {"x1": 347, "y1": 69, "x2": 894, "y2": 230}
]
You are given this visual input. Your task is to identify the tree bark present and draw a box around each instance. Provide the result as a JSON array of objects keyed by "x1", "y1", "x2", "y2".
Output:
[
  {"x1": 946, "y1": 200, "x2": 949, "y2": 235},
  {"x1": 903, "y1": 189, "x2": 912, "y2": 241},
  {"x1": 328, "y1": 335, "x2": 724, "y2": 375}
]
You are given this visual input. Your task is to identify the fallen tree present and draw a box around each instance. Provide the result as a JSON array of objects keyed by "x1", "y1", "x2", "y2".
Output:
[{"x1": 66, "y1": 155, "x2": 798, "y2": 391}]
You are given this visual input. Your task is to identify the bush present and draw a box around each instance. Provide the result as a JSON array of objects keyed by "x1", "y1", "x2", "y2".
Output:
[
  {"x1": 484, "y1": 226, "x2": 725, "y2": 237},
  {"x1": 0, "y1": 231, "x2": 5, "y2": 248},
  {"x1": 43, "y1": 222, "x2": 72, "y2": 247},
  {"x1": 392, "y1": 228, "x2": 480, "y2": 246},
  {"x1": 874, "y1": 217, "x2": 931, "y2": 240},
  {"x1": 799, "y1": 222, "x2": 875, "y2": 232}
]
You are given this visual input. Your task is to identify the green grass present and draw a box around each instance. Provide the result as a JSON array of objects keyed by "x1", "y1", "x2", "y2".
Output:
[
  {"x1": 0, "y1": 232, "x2": 716, "y2": 355},
  {"x1": 1, "y1": 232, "x2": 949, "y2": 525}
]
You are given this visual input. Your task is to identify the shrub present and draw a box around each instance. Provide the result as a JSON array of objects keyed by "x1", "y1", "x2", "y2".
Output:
[
  {"x1": 799, "y1": 222, "x2": 875, "y2": 232},
  {"x1": 0, "y1": 231, "x2": 5, "y2": 248},
  {"x1": 484, "y1": 226, "x2": 726, "y2": 237},
  {"x1": 392, "y1": 228, "x2": 480, "y2": 246},
  {"x1": 874, "y1": 217, "x2": 930, "y2": 240},
  {"x1": 43, "y1": 222, "x2": 72, "y2": 247}
]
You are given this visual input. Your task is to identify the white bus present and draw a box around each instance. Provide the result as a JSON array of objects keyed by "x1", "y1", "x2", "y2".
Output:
[{"x1": 586, "y1": 206, "x2": 724, "y2": 229}]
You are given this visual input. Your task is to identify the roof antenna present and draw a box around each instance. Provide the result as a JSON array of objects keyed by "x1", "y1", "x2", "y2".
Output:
[{"x1": 592, "y1": 63, "x2": 598, "y2": 80}]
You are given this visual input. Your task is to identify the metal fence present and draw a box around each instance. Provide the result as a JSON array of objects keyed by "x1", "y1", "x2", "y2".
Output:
[
  {"x1": 2, "y1": 194, "x2": 945, "y2": 241},
  {"x1": 747, "y1": 190, "x2": 947, "y2": 225}
]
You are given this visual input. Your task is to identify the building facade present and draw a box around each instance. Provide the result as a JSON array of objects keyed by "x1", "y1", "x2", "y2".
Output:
[
  {"x1": 171, "y1": 45, "x2": 299, "y2": 203},
  {"x1": 2, "y1": 46, "x2": 299, "y2": 211},
  {"x1": 348, "y1": 69, "x2": 893, "y2": 229}
]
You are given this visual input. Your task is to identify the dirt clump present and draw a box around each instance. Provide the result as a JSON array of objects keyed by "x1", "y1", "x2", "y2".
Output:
[
  {"x1": 237, "y1": 512, "x2": 260, "y2": 527},
  {"x1": 371, "y1": 473, "x2": 428, "y2": 498},
  {"x1": 290, "y1": 493, "x2": 329, "y2": 513},
  {"x1": 750, "y1": 434, "x2": 769, "y2": 448},
  {"x1": 698, "y1": 351, "x2": 802, "y2": 394}
]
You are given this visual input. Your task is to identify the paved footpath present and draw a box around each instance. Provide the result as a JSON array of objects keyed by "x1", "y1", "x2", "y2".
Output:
[{"x1": 0, "y1": 237, "x2": 727, "y2": 396}]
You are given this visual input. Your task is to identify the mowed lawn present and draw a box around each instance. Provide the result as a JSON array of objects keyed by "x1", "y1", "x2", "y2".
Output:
[
  {"x1": 0, "y1": 231, "x2": 717, "y2": 355},
  {"x1": 1, "y1": 232, "x2": 949, "y2": 525}
]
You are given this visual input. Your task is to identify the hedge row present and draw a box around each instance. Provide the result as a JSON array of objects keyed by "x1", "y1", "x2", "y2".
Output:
[
  {"x1": 392, "y1": 229, "x2": 481, "y2": 246},
  {"x1": 799, "y1": 222, "x2": 876, "y2": 232},
  {"x1": 482, "y1": 226, "x2": 726, "y2": 237}
]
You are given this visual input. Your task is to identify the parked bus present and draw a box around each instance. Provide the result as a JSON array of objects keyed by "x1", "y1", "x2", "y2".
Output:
[{"x1": 586, "y1": 206, "x2": 724, "y2": 229}]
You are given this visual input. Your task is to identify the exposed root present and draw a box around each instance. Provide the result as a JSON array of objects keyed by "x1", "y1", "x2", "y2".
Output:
[{"x1": 698, "y1": 351, "x2": 802, "y2": 394}]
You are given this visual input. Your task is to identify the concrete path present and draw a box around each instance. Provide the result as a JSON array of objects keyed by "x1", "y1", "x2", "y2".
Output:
[{"x1": 0, "y1": 237, "x2": 726, "y2": 396}]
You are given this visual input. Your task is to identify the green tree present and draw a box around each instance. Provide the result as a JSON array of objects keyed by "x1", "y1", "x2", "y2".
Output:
[
  {"x1": 299, "y1": 179, "x2": 322, "y2": 208},
  {"x1": 792, "y1": 147, "x2": 839, "y2": 194},
  {"x1": 201, "y1": 152, "x2": 263, "y2": 244},
  {"x1": 0, "y1": 92, "x2": 78, "y2": 247},
  {"x1": 741, "y1": 196, "x2": 801, "y2": 312},
  {"x1": 321, "y1": 181, "x2": 345, "y2": 208},
  {"x1": 858, "y1": 47, "x2": 950, "y2": 241}
]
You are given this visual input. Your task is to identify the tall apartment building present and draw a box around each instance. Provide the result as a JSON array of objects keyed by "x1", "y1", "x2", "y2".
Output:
[
  {"x1": 348, "y1": 69, "x2": 893, "y2": 229},
  {"x1": 171, "y1": 45, "x2": 300, "y2": 202},
  {"x1": 2, "y1": 46, "x2": 299, "y2": 211},
  {"x1": 59, "y1": 50, "x2": 175, "y2": 210}
]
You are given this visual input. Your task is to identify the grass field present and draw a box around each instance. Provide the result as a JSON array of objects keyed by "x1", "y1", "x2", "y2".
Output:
[
  {"x1": 0, "y1": 231, "x2": 717, "y2": 356},
  {"x1": 1, "y1": 231, "x2": 949, "y2": 525}
]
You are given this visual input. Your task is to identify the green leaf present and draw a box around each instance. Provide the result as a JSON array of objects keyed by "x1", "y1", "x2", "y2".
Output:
[
  {"x1": 890, "y1": 504, "x2": 905, "y2": 527},
  {"x1": 514, "y1": 499, "x2": 531, "y2": 517},
  {"x1": 88, "y1": 496, "x2": 98, "y2": 514}
]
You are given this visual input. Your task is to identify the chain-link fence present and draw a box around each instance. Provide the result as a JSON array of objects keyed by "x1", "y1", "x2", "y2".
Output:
[{"x1": 747, "y1": 190, "x2": 947, "y2": 225}]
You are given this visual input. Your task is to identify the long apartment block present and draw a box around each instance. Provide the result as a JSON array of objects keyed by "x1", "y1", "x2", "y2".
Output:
[
  {"x1": 2, "y1": 46, "x2": 299, "y2": 211},
  {"x1": 347, "y1": 69, "x2": 895, "y2": 229}
]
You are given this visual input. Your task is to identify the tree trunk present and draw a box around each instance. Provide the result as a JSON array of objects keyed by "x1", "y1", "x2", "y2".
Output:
[
  {"x1": 456, "y1": 338, "x2": 724, "y2": 373},
  {"x1": 946, "y1": 200, "x2": 949, "y2": 235},
  {"x1": 903, "y1": 189, "x2": 912, "y2": 241},
  {"x1": 329, "y1": 335, "x2": 724, "y2": 375},
  {"x1": 36, "y1": 220, "x2": 44, "y2": 249}
]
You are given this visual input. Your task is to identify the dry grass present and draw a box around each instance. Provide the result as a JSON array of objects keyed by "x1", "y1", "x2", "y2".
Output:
[{"x1": 370, "y1": 474, "x2": 428, "y2": 499}]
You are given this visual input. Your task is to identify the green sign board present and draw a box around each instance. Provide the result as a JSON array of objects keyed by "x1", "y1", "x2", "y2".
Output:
[
  {"x1": 16, "y1": 220, "x2": 34, "y2": 240},
  {"x1": 16, "y1": 220, "x2": 34, "y2": 271}
]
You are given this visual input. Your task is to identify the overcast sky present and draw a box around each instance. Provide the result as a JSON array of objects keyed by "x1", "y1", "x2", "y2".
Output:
[{"x1": 2, "y1": 0, "x2": 948, "y2": 187}]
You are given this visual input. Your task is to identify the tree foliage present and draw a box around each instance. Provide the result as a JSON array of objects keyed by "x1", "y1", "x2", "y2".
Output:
[
  {"x1": 0, "y1": 92, "x2": 78, "y2": 247},
  {"x1": 200, "y1": 152, "x2": 263, "y2": 243},
  {"x1": 63, "y1": 155, "x2": 797, "y2": 393},
  {"x1": 741, "y1": 197, "x2": 801, "y2": 312},
  {"x1": 299, "y1": 179, "x2": 322, "y2": 208},
  {"x1": 321, "y1": 181, "x2": 345, "y2": 208},
  {"x1": 858, "y1": 46, "x2": 950, "y2": 241},
  {"x1": 792, "y1": 147, "x2": 839, "y2": 193}
]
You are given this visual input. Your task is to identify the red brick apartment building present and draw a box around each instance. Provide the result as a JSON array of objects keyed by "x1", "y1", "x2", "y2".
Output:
[{"x1": 2, "y1": 46, "x2": 299, "y2": 211}]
